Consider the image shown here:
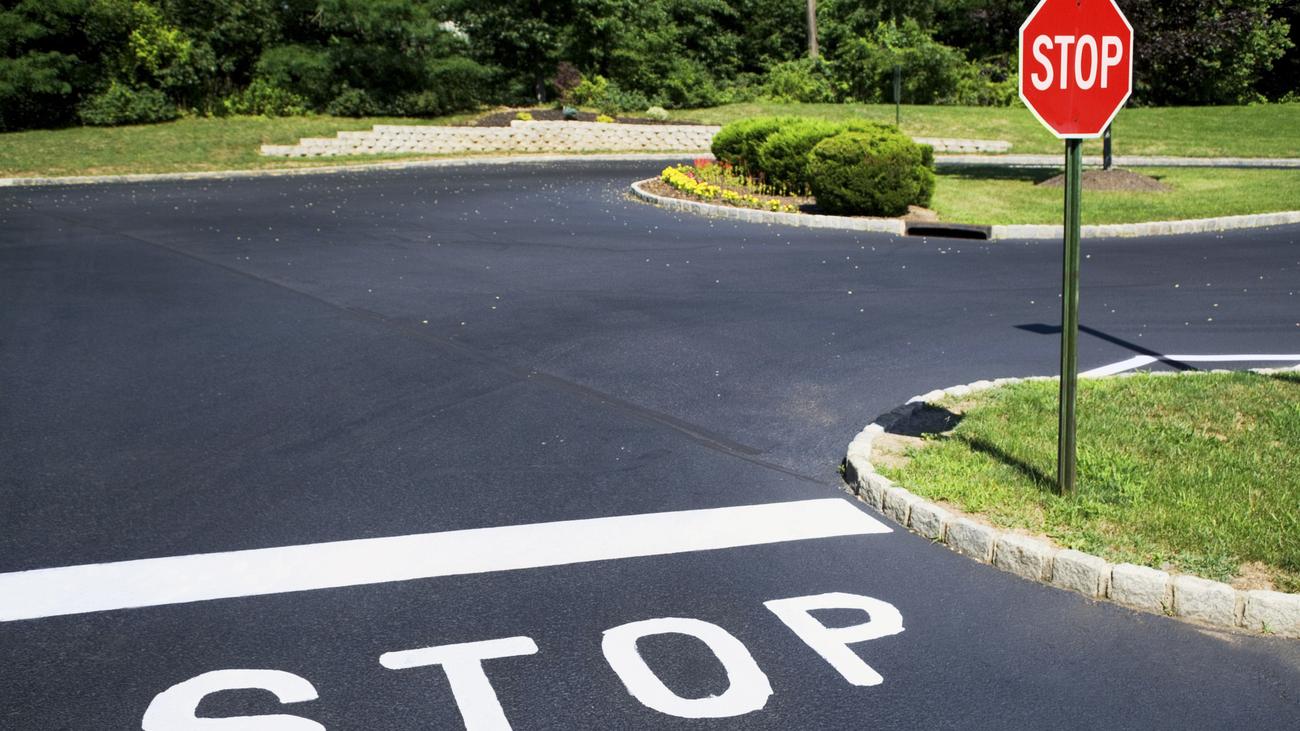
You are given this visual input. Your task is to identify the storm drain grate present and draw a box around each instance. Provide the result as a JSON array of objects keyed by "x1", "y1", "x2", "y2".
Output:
[{"x1": 904, "y1": 222, "x2": 992, "y2": 240}]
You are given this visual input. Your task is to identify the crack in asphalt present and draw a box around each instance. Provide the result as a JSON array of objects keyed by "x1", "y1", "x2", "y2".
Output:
[{"x1": 35, "y1": 206, "x2": 826, "y2": 488}]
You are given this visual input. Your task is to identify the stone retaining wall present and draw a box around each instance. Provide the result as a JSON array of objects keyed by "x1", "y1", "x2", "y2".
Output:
[{"x1": 260, "y1": 120, "x2": 1012, "y2": 158}]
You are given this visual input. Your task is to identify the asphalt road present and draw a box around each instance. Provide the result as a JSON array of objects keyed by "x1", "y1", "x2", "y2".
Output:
[{"x1": 2, "y1": 159, "x2": 1298, "y2": 729}]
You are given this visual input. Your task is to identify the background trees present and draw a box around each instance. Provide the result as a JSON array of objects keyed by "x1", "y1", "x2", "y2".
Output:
[{"x1": 0, "y1": 0, "x2": 1294, "y2": 132}]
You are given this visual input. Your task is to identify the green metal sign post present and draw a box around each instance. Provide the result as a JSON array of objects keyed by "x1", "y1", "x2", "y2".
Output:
[
  {"x1": 1019, "y1": 0, "x2": 1133, "y2": 494},
  {"x1": 1057, "y1": 139, "x2": 1083, "y2": 494}
]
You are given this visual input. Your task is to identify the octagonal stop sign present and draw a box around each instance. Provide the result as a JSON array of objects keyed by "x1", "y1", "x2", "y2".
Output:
[{"x1": 1019, "y1": 0, "x2": 1133, "y2": 138}]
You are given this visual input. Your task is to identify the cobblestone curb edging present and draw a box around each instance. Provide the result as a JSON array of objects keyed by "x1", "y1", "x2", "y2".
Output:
[
  {"x1": 629, "y1": 179, "x2": 906, "y2": 235},
  {"x1": 990, "y1": 211, "x2": 1300, "y2": 240},
  {"x1": 842, "y1": 367, "x2": 1300, "y2": 638},
  {"x1": 630, "y1": 179, "x2": 1300, "y2": 240},
  {"x1": 0, "y1": 153, "x2": 697, "y2": 189},
  {"x1": 935, "y1": 154, "x2": 1300, "y2": 169}
]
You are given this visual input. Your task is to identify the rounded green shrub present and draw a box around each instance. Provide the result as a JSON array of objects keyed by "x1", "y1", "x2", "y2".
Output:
[
  {"x1": 222, "y1": 79, "x2": 309, "y2": 117},
  {"x1": 753, "y1": 118, "x2": 897, "y2": 195},
  {"x1": 710, "y1": 116, "x2": 795, "y2": 176},
  {"x1": 326, "y1": 87, "x2": 379, "y2": 117},
  {"x1": 808, "y1": 130, "x2": 936, "y2": 217},
  {"x1": 78, "y1": 83, "x2": 178, "y2": 126}
]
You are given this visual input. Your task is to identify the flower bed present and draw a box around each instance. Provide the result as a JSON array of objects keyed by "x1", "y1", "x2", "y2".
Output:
[{"x1": 658, "y1": 159, "x2": 800, "y2": 213}]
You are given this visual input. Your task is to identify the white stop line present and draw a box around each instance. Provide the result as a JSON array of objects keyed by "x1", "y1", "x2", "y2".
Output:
[
  {"x1": 0, "y1": 498, "x2": 889, "y2": 623},
  {"x1": 1081, "y1": 353, "x2": 1300, "y2": 378}
]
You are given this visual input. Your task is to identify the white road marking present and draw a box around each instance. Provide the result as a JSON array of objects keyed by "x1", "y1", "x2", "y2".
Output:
[
  {"x1": 1081, "y1": 353, "x2": 1300, "y2": 378},
  {"x1": 0, "y1": 499, "x2": 888, "y2": 623}
]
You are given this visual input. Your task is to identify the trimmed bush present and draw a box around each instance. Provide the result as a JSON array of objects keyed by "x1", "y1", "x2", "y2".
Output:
[
  {"x1": 710, "y1": 116, "x2": 797, "y2": 177},
  {"x1": 808, "y1": 131, "x2": 935, "y2": 216},
  {"x1": 644, "y1": 105, "x2": 669, "y2": 121},
  {"x1": 78, "y1": 84, "x2": 179, "y2": 126},
  {"x1": 755, "y1": 118, "x2": 894, "y2": 195},
  {"x1": 424, "y1": 56, "x2": 493, "y2": 114}
]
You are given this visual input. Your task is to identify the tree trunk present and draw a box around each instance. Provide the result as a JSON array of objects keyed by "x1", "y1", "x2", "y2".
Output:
[{"x1": 806, "y1": 0, "x2": 819, "y2": 59}]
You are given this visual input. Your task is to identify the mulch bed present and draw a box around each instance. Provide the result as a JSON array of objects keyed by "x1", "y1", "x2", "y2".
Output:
[
  {"x1": 1037, "y1": 168, "x2": 1171, "y2": 192},
  {"x1": 459, "y1": 108, "x2": 706, "y2": 127}
]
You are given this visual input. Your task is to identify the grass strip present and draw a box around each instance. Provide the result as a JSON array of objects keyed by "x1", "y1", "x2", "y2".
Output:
[
  {"x1": 879, "y1": 372, "x2": 1300, "y2": 591},
  {"x1": 0, "y1": 114, "x2": 475, "y2": 178},
  {"x1": 674, "y1": 102, "x2": 1300, "y2": 158},
  {"x1": 931, "y1": 166, "x2": 1300, "y2": 225}
]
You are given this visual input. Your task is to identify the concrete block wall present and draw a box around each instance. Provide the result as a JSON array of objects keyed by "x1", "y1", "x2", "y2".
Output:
[
  {"x1": 261, "y1": 120, "x2": 1013, "y2": 158},
  {"x1": 261, "y1": 121, "x2": 719, "y2": 157}
]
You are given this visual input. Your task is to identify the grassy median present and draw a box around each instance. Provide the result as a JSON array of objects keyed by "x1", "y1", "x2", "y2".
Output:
[
  {"x1": 931, "y1": 166, "x2": 1300, "y2": 225},
  {"x1": 675, "y1": 102, "x2": 1300, "y2": 158},
  {"x1": 879, "y1": 372, "x2": 1300, "y2": 592}
]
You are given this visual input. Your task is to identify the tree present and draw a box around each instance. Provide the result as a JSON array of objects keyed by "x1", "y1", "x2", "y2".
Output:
[{"x1": 1122, "y1": 0, "x2": 1292, "y2": 104}]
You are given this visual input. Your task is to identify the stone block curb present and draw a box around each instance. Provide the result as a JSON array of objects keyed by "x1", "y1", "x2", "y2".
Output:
[
  {"x1": 1111, "y1": 563, "x2": 1173, "y2": 614},
  {"x1": 629, "y1": 179, "x2": 1300, "y2": 240},
  {"x1": 629, "y1": 179, "x2": 906, "y2": 235},
  {"x1": 842, "y1": 366, "x2": 1300, "y2": 638}
]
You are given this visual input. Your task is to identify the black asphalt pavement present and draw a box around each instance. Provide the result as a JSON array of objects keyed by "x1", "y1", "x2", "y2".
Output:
[{"x1": 2, "y1": 160, "x2": 1298, "y2": 729}]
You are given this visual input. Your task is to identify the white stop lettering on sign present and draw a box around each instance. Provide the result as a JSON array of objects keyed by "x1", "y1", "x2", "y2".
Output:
[{"x1": 1029, "y1": 34, "x2": 1124, "y2": 91}]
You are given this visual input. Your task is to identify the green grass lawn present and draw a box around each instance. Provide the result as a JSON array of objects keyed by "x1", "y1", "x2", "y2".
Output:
[
  {"x1": 674, "y1": 102, "x2": 1300, "y2": 158},
  {"x1": 0, "y1": 113, "x2": 477, "y2": 178},
  {"x1": 880, "y1": 372, "x2": 1300, "y2": 592},
  {"x1": 932, "y1": 166, "x2": 1300, "y2": 225}
]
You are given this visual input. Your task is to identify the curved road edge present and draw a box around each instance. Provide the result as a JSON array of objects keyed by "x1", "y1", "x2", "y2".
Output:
[
  {"x1": 841, "y1": 368, "x2": 1300, "y2": 639},
  {"x1": 0, "y1": 153, "x2": 696, "y2": 189},
  {"x1": 630, "y1": 178, "x2": 1300, "y2": 240}
]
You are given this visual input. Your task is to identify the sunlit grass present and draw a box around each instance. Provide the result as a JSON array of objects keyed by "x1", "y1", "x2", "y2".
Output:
[
  {"x1": 0, "y1": 114, "x2": 476, "y2": 177},
  {"x1": 932, "y1": 167, "x2": 1300, "y2": 225},
  {"x1": 675, "y1": 102, "x2": 1300, "y2": 158},
  {"x1": 880, "y1": 372, "x2": 1300, "y2": 591}
]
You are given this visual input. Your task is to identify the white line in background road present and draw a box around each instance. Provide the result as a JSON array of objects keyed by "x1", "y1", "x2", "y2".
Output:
[
  {"x1": 1081, "y1": 353, "x2": 1300, "y2": 378},
  {"x1": 0, "y1": 499, "x2": 888, "y2": 623}
]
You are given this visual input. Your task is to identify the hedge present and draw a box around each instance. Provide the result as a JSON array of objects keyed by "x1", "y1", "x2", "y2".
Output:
[{"x1": 807, "y1": 130, "x2": 935, "y2": 216}]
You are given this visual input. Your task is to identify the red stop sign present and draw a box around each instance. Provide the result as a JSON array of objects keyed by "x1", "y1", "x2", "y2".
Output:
[{"x1": 1019, "y1": 0, "x2": 1134, "y2": 138}]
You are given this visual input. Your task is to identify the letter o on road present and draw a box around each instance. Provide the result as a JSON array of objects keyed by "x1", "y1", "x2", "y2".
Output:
[{"x1": 602, "y1": 617, "x2": 772, "y2": 718}]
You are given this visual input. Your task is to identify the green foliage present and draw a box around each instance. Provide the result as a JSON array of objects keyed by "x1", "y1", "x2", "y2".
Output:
[
  {"x1": 325, "y1": 87, "x2": 379, "y2": 117},
  {"x1": 714, "y1": 116, "x2": 899, "y2": 194},
  {"x1": 831, "y1": 18, "x2": 981, "y2": 104},
  {"x1": 569, "y1": 73, "x2": 649, "y2": 114},
  {"x1": 761, "y1": 58, "x2": 835, "y2": 104},
  {"x1": 423, "y1": 56, "x2": 494, "y2": 114},
  {"x1": 807, "y1": 129, "x2": 935, "y2": 216},
  {"x1": 0, "y1": 50, "x2": 77, "y2": 130},
  {"x1": 644, "y1": 105, "x2": 668, "y2": 121},
  {"x1": 569, "y1": 74, "x2": 608, "y2": 106},
  {"x1": 756, "y1": 118, "x2": 894, "y2": 194},
  {"x1": 255, "y1": 45, "x2": 334, "y2": 108},
  {"x1": 710, "y1": 115, "x2": 795, "y2": 176},
  {"x1": 1124, "y1": 0, "x2": 1294, "y2": 105},
  {"x1": 221, "y1": 78, "x2": 308, "y2": 117},
  {"x1": 78, "y1": 81, "x2": 178, "y2": 125},
  {"x1": 1, "y1": 0, "x2": 1294, "y2": 131}
]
